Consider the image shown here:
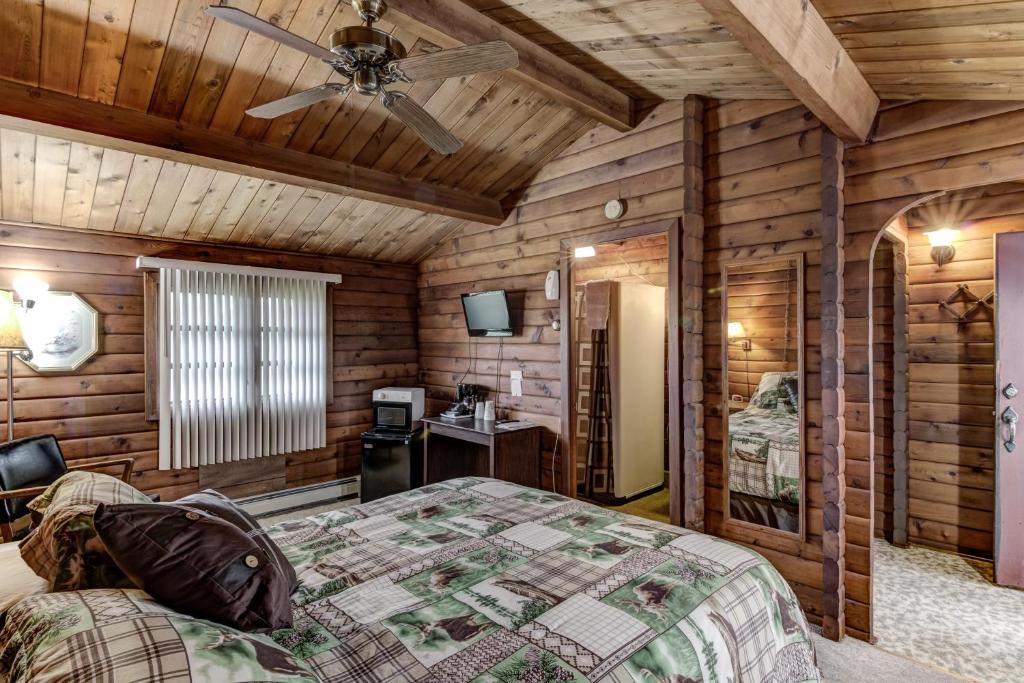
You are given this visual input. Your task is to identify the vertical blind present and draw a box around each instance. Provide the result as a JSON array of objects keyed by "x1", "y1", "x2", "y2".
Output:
[{"x1": 139, "y1": 258, "x2": 340, "y2": 470}]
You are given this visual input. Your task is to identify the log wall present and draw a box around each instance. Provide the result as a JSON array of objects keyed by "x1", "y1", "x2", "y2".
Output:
[
  {"x1": 0, "y1": 224, "x2": 418, "y2": 501},
  {"x1": 842, "y1": 101, "x2": 1024, "y2": 639},
  {"x1": 417, "y1": 101, "x2": 688, "y2": 493},
  {"x1": 702, "y1": 101, "x2": 829, "y2": 630},
  {"x1": 899, "y1": 184, "x2": 1022, "y2": 556}
]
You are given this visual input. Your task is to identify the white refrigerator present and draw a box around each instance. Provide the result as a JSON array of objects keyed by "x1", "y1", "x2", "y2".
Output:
[{"x1": 607, "y1": 282, "x2": 666, "y2": 500}]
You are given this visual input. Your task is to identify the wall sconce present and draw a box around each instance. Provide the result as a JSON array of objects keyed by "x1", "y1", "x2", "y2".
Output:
[
  {"x1": 574, "y1": 245, "x2": 596, "y2": 259},
  {"x1": 925, "y1": 228, "x2": 958, "y2": 268},
  {"x1": 12, "y1": 275, "x2": 50, "y2": 309},
  {"x1": 728, "y1": 321, "x2": 751, "y2": 351}
]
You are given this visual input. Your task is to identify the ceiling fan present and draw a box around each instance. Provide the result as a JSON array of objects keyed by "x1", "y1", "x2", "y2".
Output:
[{"x1": 206, "y1": 0, "x2": 520, "y2": 155}]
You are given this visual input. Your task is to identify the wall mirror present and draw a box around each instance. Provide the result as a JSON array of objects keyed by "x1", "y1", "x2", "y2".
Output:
[{"x1": 721, "y1": 255, "x2": 804, "y2": 537}]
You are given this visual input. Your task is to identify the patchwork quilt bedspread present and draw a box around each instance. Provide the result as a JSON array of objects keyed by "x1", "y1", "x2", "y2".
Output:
[
  {"x1": 0, "y1": 477, "x2": 820, "y2": 682},
  {"x1": 728, "y1": 408, "x2": 801, "y2": 503}
]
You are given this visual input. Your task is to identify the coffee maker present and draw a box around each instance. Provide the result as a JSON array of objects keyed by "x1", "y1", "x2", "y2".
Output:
[{"x1": 441, "y1": 383, "x2": 480, "y2": 418}]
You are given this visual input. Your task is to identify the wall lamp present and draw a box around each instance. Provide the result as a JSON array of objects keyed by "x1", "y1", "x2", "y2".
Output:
[
  {"x1": 728, "y1": 321, "x2": 751, "y2": 351},
  {"x1": 924, "y1": 228, "x2": 958, "y2": 268},
  {"x1": 574, "y1": 245, "x2": 596, "y2": 259}
]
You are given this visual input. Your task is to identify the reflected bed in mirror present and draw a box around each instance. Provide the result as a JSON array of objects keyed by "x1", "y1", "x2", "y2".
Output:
[{"x1": 721, "y1": 256, "x2": 805, "y2": 538}]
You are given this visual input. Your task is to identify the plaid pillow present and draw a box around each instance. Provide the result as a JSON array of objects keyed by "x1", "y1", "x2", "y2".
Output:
[{"x1": 19, "y1": 471, "x2": 151, "y2": 591}]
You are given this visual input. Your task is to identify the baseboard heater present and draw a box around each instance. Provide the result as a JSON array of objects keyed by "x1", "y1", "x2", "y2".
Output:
[{"x1": 236, "y1": 477, "x2": 360, "y2": 518}]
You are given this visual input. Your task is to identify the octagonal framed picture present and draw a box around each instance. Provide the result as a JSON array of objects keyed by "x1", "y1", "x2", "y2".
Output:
[{"x1": 17, "y1": 292, "x2": 100, "y2": 373}]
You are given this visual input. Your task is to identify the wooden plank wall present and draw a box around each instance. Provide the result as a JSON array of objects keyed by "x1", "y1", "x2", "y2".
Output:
[
  {"x1": 570, "y1": 235, "x2": 670, "y2": 488},
  {"x1": 702, "y1": 101, "x2": 830, "y2": 630},
  {"x1": 0, "y1": 224, "x2": 417, "y2": 501},
  {"x1": 417, "y1": 101, "x2": 687, "y2": 493},
  {"x1": 873, "y1": 239, "x2": 895, "y2": 541},
  {"x1": 843, "y1": 101, "x2": 1024, "y2": 639},
  {"x1": 899, "y1": 184, "x2": 1021, "y2": 556},
  {"x1": 722, "y1": 263, "x2": 799, "y2": 400}
]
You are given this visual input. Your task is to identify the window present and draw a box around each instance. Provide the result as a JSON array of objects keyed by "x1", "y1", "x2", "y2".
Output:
[{"x1": 139, "y1": 257, "x2": 340, "y2": 470}]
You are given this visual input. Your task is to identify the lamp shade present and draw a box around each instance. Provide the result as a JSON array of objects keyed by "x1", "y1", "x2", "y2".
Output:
[
  {"x1": 727, "y1": 321, "x2": 746, "y2": 338},
  {"x1": 924, "y1": 228, "x2": 958, "y2": 247},
  {"x1": 0, "y1": 290, "x2": 28, "y2": 352}
]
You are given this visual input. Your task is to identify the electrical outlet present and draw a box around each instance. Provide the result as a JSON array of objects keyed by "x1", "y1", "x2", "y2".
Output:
[{"x1": 510, "y1": 370, "x2": 523, "y2": 397}]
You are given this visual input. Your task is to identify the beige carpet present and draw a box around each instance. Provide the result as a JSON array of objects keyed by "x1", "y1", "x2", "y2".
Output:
[{"x1": 873, "y1": 539, "x2": 1024, "y2": 683}]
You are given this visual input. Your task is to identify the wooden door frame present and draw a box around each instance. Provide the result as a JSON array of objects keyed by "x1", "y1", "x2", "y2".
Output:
[{"x1": 558, "y1": 218, "x2": 681, "y2": 522}]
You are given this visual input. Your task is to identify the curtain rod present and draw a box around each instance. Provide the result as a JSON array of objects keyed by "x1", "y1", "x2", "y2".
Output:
[{"x1": 135, "y1": 256, "x2": 342, "y2": 283}]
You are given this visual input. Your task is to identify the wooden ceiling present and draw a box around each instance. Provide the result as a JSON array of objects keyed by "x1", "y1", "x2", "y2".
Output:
[
  {"x1": 815, "y1": 1, "x2": 1024, "y2": 101},
  {"x1": 463, "y1": 0, "x2": 790, "y2": 100},
  {"x1": 2, "y1": 0, "x2": 1024, "y2": 262},
  {"x1": 0, "y1": 127, "x2": 473, "y2": 262}
]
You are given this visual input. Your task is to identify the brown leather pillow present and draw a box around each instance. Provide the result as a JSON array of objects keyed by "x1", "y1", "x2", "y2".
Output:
[
  {"x1": 94, "y1": 499, "x2": 294, "y2": 633},
  {"x1": 174, "y1": 490, "x2": 297, "y2": 594}
]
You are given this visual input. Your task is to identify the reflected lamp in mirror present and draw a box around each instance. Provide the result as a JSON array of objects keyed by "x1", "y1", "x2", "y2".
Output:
[
  {"x1": 727, "y1": 321, "x2": 751, "y2": 351},
  {"x1": 925, "y1": 228, "x2": 958, "y2": 267}
]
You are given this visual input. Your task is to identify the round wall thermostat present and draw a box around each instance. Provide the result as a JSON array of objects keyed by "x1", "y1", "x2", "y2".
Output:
[{"x1": 604, "y1": 199, "x2": 626, "y2": 220}]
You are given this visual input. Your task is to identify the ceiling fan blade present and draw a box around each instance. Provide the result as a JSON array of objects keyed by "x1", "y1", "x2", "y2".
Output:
[
  {"x1": 382, "y1": 91, "x2": 462, "y2": 155},
  {"x1": 387, "y1": 41, "x2": 519, "y2": 83},
  {"x1": 247, "y1": 83, "x2": 351, "y2": 119},
  {"x1": 206, "y1": 6, "x2": 339, "y2": 63}
]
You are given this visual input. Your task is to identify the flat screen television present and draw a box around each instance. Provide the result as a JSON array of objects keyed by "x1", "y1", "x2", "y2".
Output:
[{"x1": 461, "y1": 290, "x2": 513, "y2": 337}]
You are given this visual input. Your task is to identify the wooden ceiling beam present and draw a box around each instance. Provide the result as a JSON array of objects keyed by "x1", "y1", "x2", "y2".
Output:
[
  {"x1": 0, "y1": 79, "x2": 506, "y2": 226},
  {"x1": 695, "y1": 0, "x2": 879, "y2": 142},
  {"x1": 384, "y1": 0, "x2": 634, "y2": 132}
]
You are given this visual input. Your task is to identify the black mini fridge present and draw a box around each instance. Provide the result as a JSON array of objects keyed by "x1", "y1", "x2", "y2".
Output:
[{"x1": 360, "y1": 428, "x2": 424, "y2": 503}]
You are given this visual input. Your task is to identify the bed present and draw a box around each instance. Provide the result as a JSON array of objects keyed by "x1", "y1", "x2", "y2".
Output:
[
  {"x1": 727, "y1": 372, "x2": 801, "y2": 533},
  {"x1": 0, "y1": 477, "x2": 820, "y2": 682}
]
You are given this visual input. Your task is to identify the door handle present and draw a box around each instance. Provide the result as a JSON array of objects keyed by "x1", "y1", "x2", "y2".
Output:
[{"x1": 1002, "y1": 406, "x2": 1019, "y2": 453}]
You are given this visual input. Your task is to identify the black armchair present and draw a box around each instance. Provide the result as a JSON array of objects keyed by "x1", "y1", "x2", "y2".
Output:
[{"x1": 0, "y1": 435, "x2": 134, "y2": 542}]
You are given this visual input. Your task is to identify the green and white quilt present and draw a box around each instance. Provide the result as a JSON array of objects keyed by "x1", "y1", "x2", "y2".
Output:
[
  {"x1": 0, "y1": 478, "x2": 820, "y2": 682},
  {"x1": 728, "y1": 408, "x2": 801, "y2": 504}
]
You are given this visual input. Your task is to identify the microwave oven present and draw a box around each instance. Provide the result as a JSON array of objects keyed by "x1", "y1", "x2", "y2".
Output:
[{"x1": 371, "y1": 387, "x2": 425, "y2": 432}]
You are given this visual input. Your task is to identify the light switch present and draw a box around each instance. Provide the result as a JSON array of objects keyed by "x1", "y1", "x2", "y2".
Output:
[{"x1": 510, "y1": 370, "x2": 523, "y2": 397}]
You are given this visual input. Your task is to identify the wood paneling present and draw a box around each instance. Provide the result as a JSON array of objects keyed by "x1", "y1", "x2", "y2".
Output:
[
  {"x1": 895, "y1": 186, "x2": 1019, "y2": 556},
  {"x1": 418, "y1": 101, "x2": 688, "y2": 493},
  {"x1": 841, "y1": 104, "x2": 1024, "y2": 641},
  {"x1": 0, "y1": 223, "x2": 418, "y2": 501},
  {"x1": 814, "y1": 0, "x2": 1024, "y2": 101},
  {"x1": 700, "y1": 101, "x2": 829, "y2": 632},
  {"x1": 463, "y1": 0, "x2": 791, "y2": 100},
  {"x1": 0, "y1": 0, "x2": 599, "y2": 260},
  {"x1": 873, "y1": 239, "x2": 896, "y2": 541}
]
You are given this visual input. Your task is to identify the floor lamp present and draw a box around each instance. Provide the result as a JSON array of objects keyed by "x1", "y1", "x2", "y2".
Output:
[{"x1": 0, "y1": 290, "x2": 29, "y2": 443}]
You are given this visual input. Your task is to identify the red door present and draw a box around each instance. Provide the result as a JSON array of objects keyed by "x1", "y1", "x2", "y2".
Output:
[{"x1": 995, "y1": 232, "x2": 1024, "y2": 587}]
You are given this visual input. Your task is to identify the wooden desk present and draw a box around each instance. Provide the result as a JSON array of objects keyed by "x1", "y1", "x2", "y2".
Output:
[{"x1": 423, "y1": 417, "x2": 541, "y2": 488}]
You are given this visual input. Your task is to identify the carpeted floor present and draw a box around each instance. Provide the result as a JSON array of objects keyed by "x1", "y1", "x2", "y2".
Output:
[
  {"x1": 599, "y1": 486, "x2": 671, "y2": 523},
  {"x1": 811, "y1": 630, "x2": 964, "y2": 682},
  {"x1": 872, "y1": 539, "x2": 1024, "y2": 683}
]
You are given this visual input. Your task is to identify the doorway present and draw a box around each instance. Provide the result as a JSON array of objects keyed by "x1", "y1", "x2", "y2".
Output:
[
  {"x1": 867, "y1": 186, "x2": 1024, "y2": 682},
  {"x1": 559, "y1": 220, "x2": 679, "y2": 525}
]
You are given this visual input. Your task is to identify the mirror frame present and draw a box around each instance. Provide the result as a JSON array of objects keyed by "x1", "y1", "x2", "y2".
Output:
[{"x1": 720, "y1": 254, "x2": 806, "y2": 541}]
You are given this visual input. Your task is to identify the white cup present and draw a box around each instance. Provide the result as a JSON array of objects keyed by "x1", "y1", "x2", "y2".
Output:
[
  {"x1": 484, "y1": 400, "x2": 496, "y2": 421},
  {"x1": 474, "y1": 402, "x2": 485, "y2": 419}
]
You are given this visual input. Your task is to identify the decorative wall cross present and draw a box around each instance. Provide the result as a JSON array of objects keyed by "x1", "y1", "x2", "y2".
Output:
[{"x1": 937, "y1": 283, "x2": 994, "y2": 326}]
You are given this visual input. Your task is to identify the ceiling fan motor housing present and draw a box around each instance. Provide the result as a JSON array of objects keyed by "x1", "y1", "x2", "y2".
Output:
[{"x1": 351, "y1": 0, "x2": 388, "y2": 24}]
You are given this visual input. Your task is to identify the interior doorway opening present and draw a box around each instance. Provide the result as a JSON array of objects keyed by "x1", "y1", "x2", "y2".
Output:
[
  {"x1": 560, "y1": 221, "x2": 678, "y2": 524},
  {"x1": 867, "y1": 185, "x2": 1024, "y2": 682}
]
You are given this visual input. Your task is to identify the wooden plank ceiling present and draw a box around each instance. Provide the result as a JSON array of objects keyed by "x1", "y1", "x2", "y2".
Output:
[
  {"x1": 0, "y1": 0, "x2": 596, "y2": 261},
  {"x1": 3, "y1": 0, "x2": 1024, "y2": 262},
  {"x1": 815, "y1": 0, "x2": 1024, "y2": 100}
]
